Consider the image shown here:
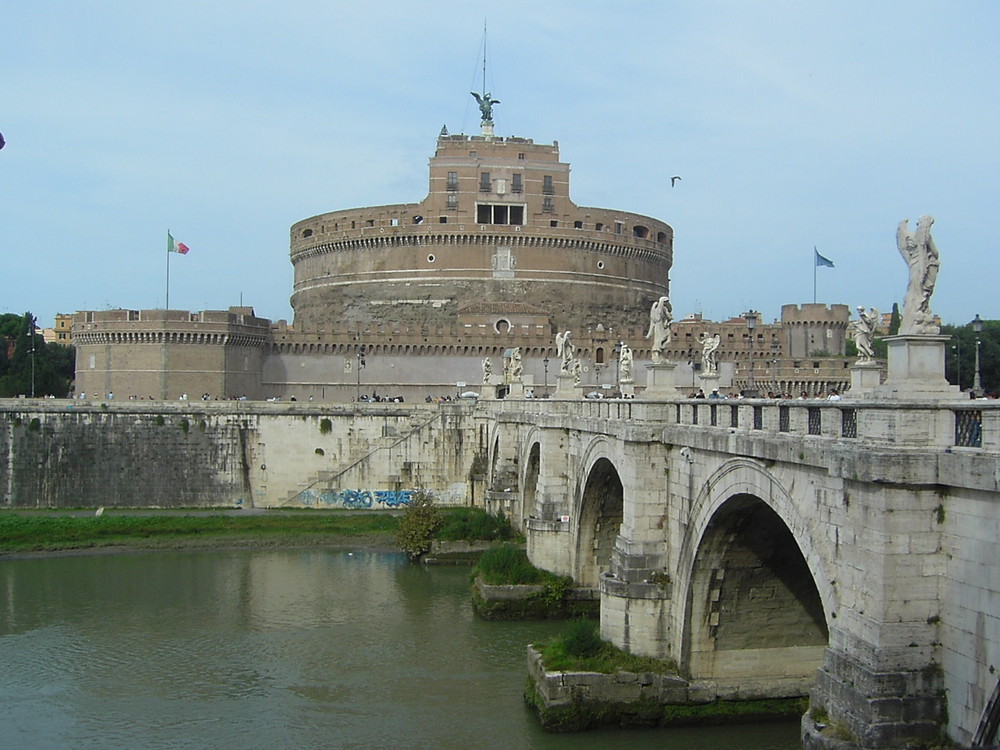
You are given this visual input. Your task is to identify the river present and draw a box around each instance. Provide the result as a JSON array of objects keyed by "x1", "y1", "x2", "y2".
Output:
[{"x1": 0, "y1": 548, "x2": 801, "y2": 749}]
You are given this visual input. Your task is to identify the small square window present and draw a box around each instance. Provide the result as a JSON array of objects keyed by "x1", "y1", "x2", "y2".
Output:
[{"x1": 550, "y1": 220, "x2": 558, "y2": 228}]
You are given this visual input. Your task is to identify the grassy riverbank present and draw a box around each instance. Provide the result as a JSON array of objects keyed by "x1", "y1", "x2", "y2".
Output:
[{"x1": 0, "y1": 511, "x2": 401, "y2": 555}]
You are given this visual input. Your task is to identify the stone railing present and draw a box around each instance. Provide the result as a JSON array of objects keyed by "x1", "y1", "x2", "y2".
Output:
[{"x1": 488, "y1": 396, "x2": 1000, "y2": 451}]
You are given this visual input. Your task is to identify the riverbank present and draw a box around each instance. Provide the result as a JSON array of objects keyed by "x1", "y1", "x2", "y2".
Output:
[{"x1": 0, "y1": 510, "x2": 401, "y2": 558}]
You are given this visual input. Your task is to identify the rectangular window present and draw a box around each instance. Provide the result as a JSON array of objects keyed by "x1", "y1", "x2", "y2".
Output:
[
  {"x1": 480, "y1": 172, "x2": 491, "y2": 192},
  {"x1": 543, "y1": 175, "x2": 554, "y2": 195},
  {"x1": 550, "y1": 220, "x2": 558, "y2": 227},
  {"x1": 447, "y1": 194, "x2": 458, "y2": 210},
  {"x1": 574, "y1": 220, "x2": 583, "y2": 229},
  {"x1": 543, "y1": 197, "x2": 554, "y2": 213},
  {"x1": 615, "y1": 221, "x2": 625, "y2": 234},
  {"x1": 808, "y1": 407, "x2": 822, "y2": 435},
  {"x1": 518, "y1": 152, "x2": 525, "y2": 160},
  {"x1": 447, "y1": 171, "x2": 458, "y2": 191},
  {"x1": 476, "y1": 203, "x2": 525, "y2": 225},
  {"x1": 512, "y1": 174, "x2": 522, "y2": 193}
]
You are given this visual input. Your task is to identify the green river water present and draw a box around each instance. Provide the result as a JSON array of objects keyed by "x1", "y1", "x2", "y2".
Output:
[{"x1": 0, "y1": 548, "x2": 801, "y2": 749}]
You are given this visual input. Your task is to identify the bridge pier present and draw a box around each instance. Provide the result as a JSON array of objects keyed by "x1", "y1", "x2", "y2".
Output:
[{"x1": 806, "y1": 632, "x2": 945, "y2": 749}]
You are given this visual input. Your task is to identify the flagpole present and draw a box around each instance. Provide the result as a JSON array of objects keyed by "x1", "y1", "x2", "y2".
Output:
[
  {"x1": 813, "y1": 246, "x2": 817, "y2": 304},
  {"x1": 166, "y1": 230, "x2": 171, "y2": 310}
]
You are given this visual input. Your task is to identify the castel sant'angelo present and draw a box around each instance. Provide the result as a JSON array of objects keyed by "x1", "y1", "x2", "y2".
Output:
[{"x1": 73, "y1": 93, "x2": 850, "y2": 401}]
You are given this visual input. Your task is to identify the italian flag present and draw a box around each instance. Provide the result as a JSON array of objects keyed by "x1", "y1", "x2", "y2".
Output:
[{"x1": 167, "y1": 232, "x2": 190, "y2": 255}]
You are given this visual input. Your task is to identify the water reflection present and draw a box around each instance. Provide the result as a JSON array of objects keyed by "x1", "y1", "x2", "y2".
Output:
[{"x1": 0, "y1": 549, "x2": 800, "y2": 749}]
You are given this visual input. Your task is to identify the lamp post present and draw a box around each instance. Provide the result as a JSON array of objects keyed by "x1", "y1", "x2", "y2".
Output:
[
  {"x1": 614, "y1": 341, "x2": 622, "y2": 396},
  {"x1": 952, "y1": 343, "x2": 962, "y2": 390},
  {"x1": 29, "y1": 318, "x2": 36, "y2": 399},
  {"x1": 744, "y1": 310, "x2": 758, "y2": 396},
  {"x1": 542, "y1": 357, "x2": 549, "y2": 398},
  {"x1": 972, "y1": 314, "x2": 984, "y2": 397},
  {"x1": 356, "y1": 344, "x2": 366, "y2": 402}
]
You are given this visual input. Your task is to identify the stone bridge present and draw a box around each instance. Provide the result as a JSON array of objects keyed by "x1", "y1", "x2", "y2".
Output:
[{"x1": 482, "y1": 394, "x2": 1000, "y2": 748}]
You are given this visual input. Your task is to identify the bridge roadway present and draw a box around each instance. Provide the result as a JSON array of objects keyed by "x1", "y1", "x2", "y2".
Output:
[{"x1": 482, "y1": 396, "x2": 1000, "y2": 748}]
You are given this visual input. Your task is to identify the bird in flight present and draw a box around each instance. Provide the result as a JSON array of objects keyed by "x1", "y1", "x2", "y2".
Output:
[{"x1": 670, "y1": 176, "x2": 681, "y2": 187}]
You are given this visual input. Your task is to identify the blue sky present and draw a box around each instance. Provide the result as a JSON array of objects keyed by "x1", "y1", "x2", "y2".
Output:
[{"x1": 2, "y1": 1, "x2": 997, "y2": 330}]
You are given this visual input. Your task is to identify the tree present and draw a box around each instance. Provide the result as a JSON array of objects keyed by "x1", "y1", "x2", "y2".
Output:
[
  {"x1": 943, "y1": 320, "x2": 1000, "y2": 395},
  {"x1": 888, "y1": 303, "x2": 901, "y2": 336},
  {"x1": 0, "y1": 312, "x2": 74, "y2": 398},
  {"x1": 394, "y1": 491, "x2": 444, "y2": 559}
]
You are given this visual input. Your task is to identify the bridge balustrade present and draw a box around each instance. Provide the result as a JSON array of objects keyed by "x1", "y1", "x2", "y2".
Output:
[{"x1": 493, "y1": 397, "x2": 1000, "y2": 451}]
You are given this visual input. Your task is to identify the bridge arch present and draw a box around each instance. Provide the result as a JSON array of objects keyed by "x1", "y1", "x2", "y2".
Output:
[
  {"x1": 677, "y1": 458, "x2": 835, "y2": 695},
  {"x1": 519, "y1": 427, "x2": 543, "y2": 526},
  {"x1": 574, "y1": 439, "x2": 624, "y2": 587}
]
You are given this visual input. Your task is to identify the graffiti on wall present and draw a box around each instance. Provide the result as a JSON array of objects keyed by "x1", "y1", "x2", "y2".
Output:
[{"x1": 297, "y1": 488, "x2": 414, "y2": 509}]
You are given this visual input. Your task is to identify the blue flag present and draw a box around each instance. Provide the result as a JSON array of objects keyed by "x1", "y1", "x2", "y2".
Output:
[{"x1": 815, "y1": 248, "x2": 834, "y2": 268}]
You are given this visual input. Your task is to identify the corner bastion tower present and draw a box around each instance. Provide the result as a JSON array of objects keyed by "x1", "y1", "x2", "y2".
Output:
[{"x1": 286, "y1": 125, "x2": 673, "y2": 384}]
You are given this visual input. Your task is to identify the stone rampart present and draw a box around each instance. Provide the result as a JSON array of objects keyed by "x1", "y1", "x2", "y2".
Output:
[{"x1": 0, "y1": 400, "x2": 479, "y2": 509}]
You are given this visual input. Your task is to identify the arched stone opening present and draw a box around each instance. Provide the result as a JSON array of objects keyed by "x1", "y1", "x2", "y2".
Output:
[
  {"x1": 685, "y1": 493, "x2": 828, "y2": 695},
  {"x1": 576, "y1": 457, "x2": 623, "y2": 587},
  {"x1": 521, "y1": 442, "x2": 541, "y2": 528}
]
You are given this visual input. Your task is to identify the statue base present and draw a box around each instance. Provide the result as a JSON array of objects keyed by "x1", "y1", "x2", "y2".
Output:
[
  {"x1": 555, "y1": 373, "x2": 578, "y2": 397},
  {"x1": 873, "y1": 335, "x2": 963, "y2": 400},
  {"x1": 848, "y1": 361, "x2": 883, "y2": 397},
  {"x1": 506, "y1": 381, "x2": 525, "y2": 399},
  {"x1": 620, "y1": 381, "x2": 636, "y2": 398},
  {"x1": 698, "y1": 372, "x2": 722, "y2": 397},
  {"x1": 644, "y1": 362, "x2": 678, "y2": 399}
]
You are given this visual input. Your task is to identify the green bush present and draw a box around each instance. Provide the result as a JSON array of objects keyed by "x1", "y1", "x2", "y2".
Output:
[
  {"x1": 437, "y1": 508, "x2": 518, "y2": 543},
  {"x1": 561, "y1": 618, "x2": 603, "y2": 658},
  {"x1": 475, "y1": 543, "x2": 548, "y2": 584},
  {"x1": 394, "y1": 490, "x2": 444, "y2": 559},
  {"x1": 319, "y1": 418, "x2": 332, "y2": 434}
]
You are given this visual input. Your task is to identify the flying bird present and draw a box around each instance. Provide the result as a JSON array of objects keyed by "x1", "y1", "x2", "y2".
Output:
[
  {"x1": 0, "y1": 132, "x2": 5, "y2": 151},
  {"x1": 670, "y1": 176, "x2": 681, "y2": 187}
]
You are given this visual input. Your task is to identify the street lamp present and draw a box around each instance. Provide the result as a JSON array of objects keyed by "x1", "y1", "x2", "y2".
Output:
[
  {"x1": 952, "y1": 342, "x2": 962, "y2": 390},
  {"x1": 744, "y1": 310, "x2": 758, "y2": 396},
  {"x1": 614, "y1": 341, "x2": 622, "y2": 395},
  {"x1": 972, "y1": 314, "x2": 984, "y2": 397},
  {"x1": 356, "y1": 344, "x2": 366, "y2": 402},
  {"x1": 542, "y1": 357, "x2": 549, "y2": 398},
  {"x1": 30, "y1": 326, "x2": 36, "y2": 399}
]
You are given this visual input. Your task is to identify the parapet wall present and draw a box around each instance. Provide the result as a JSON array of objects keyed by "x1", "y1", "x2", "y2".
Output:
[{"x1": 0, "y1": 401, "x2": 481, "y2": 509}]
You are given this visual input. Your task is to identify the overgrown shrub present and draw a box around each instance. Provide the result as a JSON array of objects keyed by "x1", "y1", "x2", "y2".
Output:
[
  {"x1": 561, "y1": 618, "x2": 603, "y2": 658},
  {"x1": 437, "y1": 508, "x2": 518, "y2": 543},
  {"x1": 474, "y1": 543, "x2": 548, "y2": 584},
  {"x1": 394, "y1": 490, "x2": 443, "y2": 559}
]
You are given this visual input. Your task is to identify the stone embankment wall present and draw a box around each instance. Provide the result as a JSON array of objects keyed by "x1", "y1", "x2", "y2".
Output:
[{"x1": 0, "y1": 400, "x2": 479, "y2": 509}]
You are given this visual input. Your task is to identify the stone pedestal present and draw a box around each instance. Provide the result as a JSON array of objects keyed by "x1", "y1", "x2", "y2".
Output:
[
  {"x1": 555, "y1": 373, "x2": 577, "y2": 397},
  {"x1": 644, "y1": 362, "x2": 678, "y2": 399},
  {"x1": 619, "y1": 381, "x2": 636, "y2": 398},
  {"x1": 874, "y1": 335, "x2": 963, "y2": 400},
  {"x1": 507, "y1": 381, "x2": 525, "y2": 399},
  {"x1": 698, "y1": 372, "x2": 721, "y2": 397},
  {"x1": 848, "y1": 361, "x2": 882, "y2": 397}
]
